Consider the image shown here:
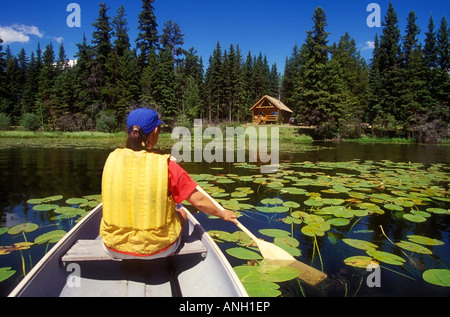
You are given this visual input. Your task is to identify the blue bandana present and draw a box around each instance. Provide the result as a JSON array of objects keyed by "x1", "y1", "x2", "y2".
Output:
[{"x1": 126, "y1": 108, "x2": 165, "y2": 134}]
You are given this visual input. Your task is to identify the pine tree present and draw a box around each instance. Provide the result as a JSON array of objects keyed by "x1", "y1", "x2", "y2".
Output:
[
  {"x1": 52, "y1": 43, "x2": 73, "y2": 117},
  {"x1": 368, "y1": 34, "x2": 382, "y2": 122},
  {"x1": 112, "y1": 5, "x2": 131, "y2": 57},
  {"x1": 330, "y1": 32, "x2": 369, "y2": 122},
  {"x1": 423, "y1": 15, "x2": 440, "y2": 111},
  {"x1": 281, "y1": 44, "x2": 306, "y2": 114},
  {"x1": 292, "y1": 6, "x2": 344, "y2": 135},
  {"x1": 136, "y1": 0, "x2": 159, "y2": 69},
  {"x1": 376, "y1": 2, "x2": 404, "y2": 125},
  {"x1": 401, "y1": 11, "x2": 429, "y2": 122},
  {"x1": 36, "y1": 43, "x2": 56, "y2": 125},
  {"x1": 92, "y1": 3, "x2": 112, "y2": 64},
  {"x1": 73, "y1": 34, "x2": 95, "y2": 113},
  {"x1": 160, "y1": 20, "x2": 185, "y2": 67},
  {"x1": 1, "y1": 47, "x2": 22, "y2": 123},
  {"x1": 91, "y1": 3, "x2": 113, "y2": 109},
  {"x1": 436, "y1": 16, "x2": 449, "y2": 116}
]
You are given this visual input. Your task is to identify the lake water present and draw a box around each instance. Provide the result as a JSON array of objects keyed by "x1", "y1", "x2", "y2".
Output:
[{"x1": 0, "y1": 142, "x2": 449, "y2": 297}]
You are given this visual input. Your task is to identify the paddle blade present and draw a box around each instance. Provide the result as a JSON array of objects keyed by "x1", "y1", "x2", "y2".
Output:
[
  {"x1": 286, "y1": 260, "x2": 328, "y2": 286},
  {"x1": 254, "y1": 239, "x2": 327, "y2": 286},
  {"x1": 255, "y1": 239, "x2": 296, "y2": 261}
]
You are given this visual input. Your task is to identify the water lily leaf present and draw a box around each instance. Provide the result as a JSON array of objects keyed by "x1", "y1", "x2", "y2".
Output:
[
  {"x1": 422, "y1": 269, "x2": 450, "y2": 287},
  {"x1": 0, "y1": 267, "x2": 16, "y2": 282},
  {"x1": 301, "y1": 222, "x2": 330, "y2": 237},
  {"x1": 32, "y1": 204, "x2": 59, "y2": 211},
  {"x1": 226, "y1": 247, "x2": 262, "y2": 260},
  {"x1": 410, "y1": 210, "x2": 431, "y2": 218},
  {"x1": 34, "y1": 230, "x2": 67, "y2": 244},
  {"x1": 0, "y1": 242, "x2": 34, "y2": 255},
  {"x1": 282, "y1": 201, "x2": 300, "y2": 208},
  {"x1": 281, "y1": 187, "x2": 308, "y2": 195},
  {"x1": 259, "y1": 228, "x2": 290, "y2": 238},
  {"x1": 322, "y1": 198, "x2": 345, "y2": 205},
  {"x1": 384, "y1": 203, "x2": 404, "y2": 211},
  {"x1": 403, "y1": 213, "x2": 427, "y2": 223},
  {"x1": 344, "y1": 256, "x2": 375, "y2": 268},
  {"x1": 209, "y1": 230, "x2": 237, "y2": 243},
  {"x1": 0, "y1": 228, "x2": 8, "y2": 236},
  {"x1": 407, "y1": 235, "x2": 444, "y2": 246},
  {"x1": 426, "y1": 208, "x2": 448, "y2": 215},
  {"x1": 244, "y1": 282, "x2": 281, "y2": 297},
  {"x1": 326, "y1": 218, "x2": 350, "y2": 226},
  {"x1": 257, "y1": 261, "x2": 300, "y2": 282},
  {"x1": 83, "y1": 194, "x2": 102, "y2": 202},
  {"x1": 342, "y1": 238, "x2": 378, "y2": 251},
  {"x1": 8, "y1": 223, "x2": 39, "y2": 235},
  {"x1": 397, "y1": 241, "x2": 432, "y2": 254},
  {"x1": 366, "y1": 249, "x2": 406, "y2": 265},
  {"x1": 274, "y1": 236, "x2": 300, "y2": 248},
  {"x1": 42, "y1": 195, "x2": 63, "y2": 202},
  {"x1": 66, "y1": 198, "x2": 88, "y2": 205},
  {"x1": 261, "y1": 198, "x2": 283, "y2": 205},
  {"x1": 26, "y1": 198, "x2": 45, "y2": 204}
]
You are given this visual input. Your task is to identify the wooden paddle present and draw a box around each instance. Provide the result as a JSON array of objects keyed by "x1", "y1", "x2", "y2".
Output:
[{"x1": 196, "y1": 186, "x2": 327, "y2": 286}]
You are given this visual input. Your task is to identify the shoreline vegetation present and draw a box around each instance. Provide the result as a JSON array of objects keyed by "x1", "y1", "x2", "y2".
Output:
[{"x1": 0, "y1": 124, "x2": 448, "y2": 151}]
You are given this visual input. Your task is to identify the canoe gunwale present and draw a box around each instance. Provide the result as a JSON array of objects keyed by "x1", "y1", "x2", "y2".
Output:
[{"x1": 8, "y1": 204, "x2": 248, "y2": 297}]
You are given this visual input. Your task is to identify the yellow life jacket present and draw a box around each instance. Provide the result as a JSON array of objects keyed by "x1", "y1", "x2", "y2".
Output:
[{"x1": 99, "y1": 148, "x2": 181, "y2": 255}]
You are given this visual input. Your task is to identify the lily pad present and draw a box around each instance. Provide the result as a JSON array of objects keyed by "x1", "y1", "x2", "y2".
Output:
[
  {"x1": 407, "y1": 235, "x2": 444, "y2": 246},
  {"x1": 8, "y1": 223, "x2": 39, "y2": 235},
  {"x1": 258, "y1": 228, "x2": 290, "y2": 238},
  {"x1": 422, "y1": 269, "x2": 450, "y2": 287},
  {"x1": 32, "y1": 204, "x2": 59, "y2": 211},
  {"x1": 226, "y1": 247, "x2": 262, "y2": 260},
  {"x1": 403, "y1": 213, "x2": 427, "y2": 223},
  {"x1": 326, "y1": 218, "x2": 350, "y2": 226},
  {"x1": 301, "y1": 222, "x2": 330, "y2": 237},
  {"x1": 34, "y1": 230, "x2": 67, "y2": 244},
  {"x1": 366, "y1": 249, "x2": 406, "y2": 266},
  {"x1": 0, "y1": 267, "x2": 16, "y2": 282},
  {"x1": 66, "y1": 198, "x2": 88, "y2": 205},
  {"x1": 426, "y1": 208, "x2": 448, "y2": 215},
  {"x1": 384, "y1": 203, "x2": 404, "y2": 211},
  {"x1": 397, "y1": 241, "x2": 432, "y2": 254},
  {"x1": 342, "y1": 238, "x2": 378, "y2": 251},
  {"x1": 282, "y1": 201, "x2": 300, "y2": 208},
  {"x1": 243, "y1": 281, "x2": 281, "y2": 297},
  {"x1": 344, "y1": 256, "x2": 376, "y2": 268}
]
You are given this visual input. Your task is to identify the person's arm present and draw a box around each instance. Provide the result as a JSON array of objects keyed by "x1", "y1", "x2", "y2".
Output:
[{"x1": 185, "y1": 189, "x2": 238, "y2": 224}]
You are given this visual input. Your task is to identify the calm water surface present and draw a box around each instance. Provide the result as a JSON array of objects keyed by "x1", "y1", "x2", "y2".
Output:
[{"x1": 0, "y1": 142, "x2": 449, "y2": 296}]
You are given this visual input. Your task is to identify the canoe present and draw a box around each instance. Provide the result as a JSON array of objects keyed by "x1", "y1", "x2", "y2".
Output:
[{"x1": 9, "y1": 204, "x2": 248, "y2": 297}]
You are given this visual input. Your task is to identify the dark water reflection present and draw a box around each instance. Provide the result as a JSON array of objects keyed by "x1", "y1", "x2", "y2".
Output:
[{"x1": 0, "y1": 142, "x2": 449, "y2": 296}]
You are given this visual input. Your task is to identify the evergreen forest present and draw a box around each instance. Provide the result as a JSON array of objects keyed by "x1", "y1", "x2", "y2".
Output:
[{"x1": 0, "y1": 1, "x2": 448, "y2": 141}]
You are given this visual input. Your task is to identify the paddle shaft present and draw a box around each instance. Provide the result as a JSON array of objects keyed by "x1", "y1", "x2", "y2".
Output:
[{"x1": 195, "y1": 186, "x2": 257, "y2": 238}]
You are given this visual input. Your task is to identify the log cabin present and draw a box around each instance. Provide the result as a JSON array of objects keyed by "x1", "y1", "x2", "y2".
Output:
[{"x1": 250, "y1": 95, "x2": 293, "y2": 124}]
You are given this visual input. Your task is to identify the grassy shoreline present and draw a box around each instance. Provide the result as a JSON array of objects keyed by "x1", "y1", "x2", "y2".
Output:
[{"x1": 0, "y1": 129, "x2": 448, "y2": 151}]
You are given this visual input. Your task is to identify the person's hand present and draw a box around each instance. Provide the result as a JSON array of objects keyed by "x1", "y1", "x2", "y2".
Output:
[{"x1": 219, "y1": 209, "x2": 238, "y2": 224}]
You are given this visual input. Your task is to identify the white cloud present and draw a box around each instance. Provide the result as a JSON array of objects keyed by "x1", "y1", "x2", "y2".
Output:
[
  {"x1": 54, "y1": 36, "x2": 64, "y2": 44},
  {"x1": 0, "y1": 24, "x2": 43, "y2": 44},
  {"x1": 362, "y1": 41, "x2": 375, "y2": 51}
]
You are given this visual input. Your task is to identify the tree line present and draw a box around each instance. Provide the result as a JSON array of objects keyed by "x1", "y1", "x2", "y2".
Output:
[
  {"x1": 0, "y1": 0, "x2": 279, "y2": 132},
  {"x1": 282, "y1": 3, "x2": 448, "y2": 141},
  {"x1": 0, "y1": 1, "x2": 448, "y2": 141}
]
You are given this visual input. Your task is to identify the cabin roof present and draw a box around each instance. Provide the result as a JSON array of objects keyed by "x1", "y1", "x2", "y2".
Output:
[{"x1": 249, "y1": 95, "x2": 293, "y2": 113}]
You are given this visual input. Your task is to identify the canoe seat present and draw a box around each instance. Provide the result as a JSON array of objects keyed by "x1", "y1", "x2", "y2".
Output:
[{"x1": 61, "y1": 238, "x2": 208, "y2": 263}]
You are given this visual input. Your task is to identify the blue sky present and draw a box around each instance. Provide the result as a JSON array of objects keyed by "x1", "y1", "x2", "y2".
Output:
[{"x1": 0, "y1": 1, "x2": 448, "y2": 73}]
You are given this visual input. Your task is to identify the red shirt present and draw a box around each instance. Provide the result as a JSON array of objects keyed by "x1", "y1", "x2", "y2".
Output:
[{"x1": 168, "y1": 159, "x2": 197, "y2": 204}]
